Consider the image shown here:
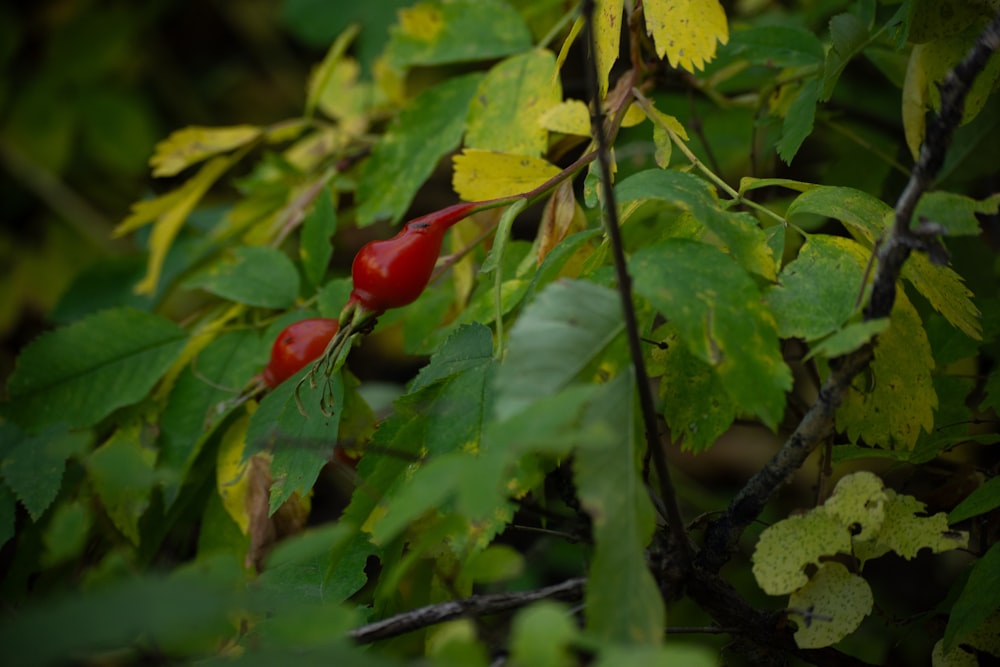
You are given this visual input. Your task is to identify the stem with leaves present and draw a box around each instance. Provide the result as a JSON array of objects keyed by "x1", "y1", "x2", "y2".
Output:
[
  {"x1": 697, "y1": 9, "x2": 1000, "y2": 574},
  {"x1": 580, "y1": 0, "x2": 692, "y2": 571}
]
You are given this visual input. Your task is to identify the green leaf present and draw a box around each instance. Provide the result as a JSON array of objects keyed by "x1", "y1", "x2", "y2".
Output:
[
  {"x1": 356, "y1": 73, "x2": 482, "y2": 226},
  {"x1": 765, "y1": 235, "x2": 869, "y2": 341},
  {"x1": 410, "y1": 323, "x2": 494, "y2": 391},
  {"x1": 805, "y1": 319, "x2": 889, "y2": 360},
  {"x1": 386, "y1": 0, "x2": 532, "y2": 68},
  {"x1": 789, "y1": 563, "x2": 873, "y2": 649},
  {"x1": 724, "y1": 25, "x2": 824, "y2": 67},
  {"x1": 944, "y1": 541, "x2": 1000, "y2": 652},
  {"x1": 522, "y1": 229, "x2": 601, "y2": 306},
  {"x1": 41, "y1": 500, "x2": 92, "y2": 568},
  {"x1": 184, "y1": 246, "x2": 300, "y2": 308},
  {"x1": 365, "y1": 325, "x2": 496, "y2": 542},
  {"x1": 616, "y1": 169, "x2": 776, "y2": 280},
  {"x1": 786, "y1": 186, "x2": 982, "y2": 339},
  {"x1": 494, "y1": 279, "x2": 624, "y2": 420},
  {"x1": 908, "y1": 0, "x2": 1000, "y2": 43},
  {"x1": 649, "y1": 325, "x2": 736, "y2": 452},
  {"x1": 3, "y1": 308, "x2": 188, "y2": 430},
  {"x1": 466, "y1": 49, "x2": 560, "y2": 157},
  {"x1": 576, "y1": 372, "x2": 665, "y2": 644},
  {"x1": 949, "y1": 476, "x2": 1000, "y2": 524},
  {"x1": 777, "y1": 78, "x2": 821, "y2": 164},
  {"x1": 247, "y1": 369, "x2": 344, "y2": 515},
  {"x1": 86, "y1": 424, "x2": 157, "y2": 545},
  {"x1": 461, "y1": 544, "x2": 524, "y2": 585},
  {"x1": 509, "y1": 602, "x2": 578, "y2": 667},
  {"x1": 300, "y1": 186, "x2": 337, "y2": 287},
  {"x1": 0, "y1": 483, "x2": 15, "y2": 550},
  {"x1": 822, "y1": 12, "x2": 871, "y2": 101},
  {"x1": 159, "y1": 329, "x2": 264, "y2": 506},
  {"x1": 786, "y1": 185, "x2": 892, "y2": 245},
  {"x1": 0, "y1": 426, "x2": 91, "y2": 521},
  {"x1": 632, "y1": 240, "x2": 791, "y2": 429},
  {"x1": 915, "y1": 192, "x2": 1000, "y2": 237},
  {"x1": 837, "y1": 291, "x2": 937, "y2": 450},
  {"x1": 0, "y1": 559, "x2": 243, "y2": 666}
]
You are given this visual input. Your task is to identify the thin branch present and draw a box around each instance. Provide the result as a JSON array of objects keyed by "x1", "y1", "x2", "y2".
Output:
[
  {"x1": 580, "y1": 0, "x2": 692, "y2": 570},
  {"x1": 349, "y1": 577, "x2": 586, "y2": 644},
  {"x1": 697, "y1": 10, "x2": 1000, "y2": 574}
]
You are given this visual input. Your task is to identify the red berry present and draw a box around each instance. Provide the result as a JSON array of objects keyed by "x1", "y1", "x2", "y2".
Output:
[
  {"x1": 263, "y1": 318, "x2": 340, "y2": 388},
  {"x1": 348, "y1": 202, "x2": 477, "y2": 314}
]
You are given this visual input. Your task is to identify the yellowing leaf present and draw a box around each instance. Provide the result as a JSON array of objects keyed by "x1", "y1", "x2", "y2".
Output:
[
  {"x1": 643, "y1": 0, "x2": 730, "y2": 73},
  {"x1": 837, "y1": 289, "x2": 937, "y2": 450},
  {"x1": 751, "y1": 511, "x2": 852, "y2": 595},
  {"x1": 217, "y1": 414, "x2": 253, "y2": 534},
  {"x1": 452, "y1": 149, "x2": 561, "y2": 202},
  {"x1": 641, "y1": 104, "x2": 690, "y2": 168},
  {"x1": 824, "y1": 471, "x2": 887, "y2": 542},
  {"x1": 873, "y1": 490, "x2": 968, "y2": 560},
  {"x1": 539, "y1": 100, "x2": 591, "y2": 136},
  {"x1": 397, "y1": 3, "x2": 445, "y2": 41},
  {"x1": 902, "y1": 44, "x2": 929, "y2": 160},
  {"x1": 149, "y1": 125, "x2": 261, "y2": 178},
  {"x1": 466, "y1": 49, "x2": 561, "y2": 157},
  {"x1": 904, "y1": 253, "x2": 982, "y2": 341},
  {"x1": 789, "y1": 563, "x2": 873, "y2": 649},
  {"x1": 594, "y1": 0, "x2": 624, "y2": 98},
  {"x1": 117, "y1": 155, "x2": 239, "y2": 295}
]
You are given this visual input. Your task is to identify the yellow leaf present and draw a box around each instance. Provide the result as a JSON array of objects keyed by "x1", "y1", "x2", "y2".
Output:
[
  {"x1": 149, "y1": 125, "x2": 261, "y2": 178},
  {"x1": 217, "y1": 414, "x2": 253, "y2": 534},
  {"x1": 117, "y1": 155, "x2": 237, "y2": 295},
  {"x1": 452, "y1": 149, "x2": 561, "y2": 202},
  {"x1": 902, "y1": 44, "x2": 929, "y2": 160},
  {"x1": 397, "y1": 3, "x2": 444, "y2": 41},
  {"x1": 539, "y1": 99, "x2": 591, "y2": 136},
  {"x1": 643, "y1": 0, "x2": 729, "y2": 73},
  {"x1": 751, "y1": 511, "x2": 852, "y2": 595},
  {"x1": 594, "y1": 0, "x2": 624, "y2": 98},
  {"x1": 555, "y1": 16, "x2": 584, "y2": 78},
  {"x1": 789, "y1": 563, "x2": 873, "y2": 649},
  {"x1": 620, "y1": 102, "x2": 647, "y2": 127}
]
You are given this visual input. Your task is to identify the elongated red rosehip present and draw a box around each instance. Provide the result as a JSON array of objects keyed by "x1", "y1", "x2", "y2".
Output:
[
  {"x1": 263, "y1": 318, "x2": 340, "y2": 388},
  {"x1": 347, "y1": 202, "x2": 478, "y2": 314}
]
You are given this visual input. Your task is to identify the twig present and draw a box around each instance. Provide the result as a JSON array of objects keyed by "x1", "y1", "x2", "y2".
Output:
[
  {"x1": 580, "y1": 0, "x2": 692, "y2": 570},
  {"x1": 349, "y1": 577, "x2": 586, "y2": 644},
  {"x1": 697, "y1": 10, "x2": 1000, "y2": 574}
]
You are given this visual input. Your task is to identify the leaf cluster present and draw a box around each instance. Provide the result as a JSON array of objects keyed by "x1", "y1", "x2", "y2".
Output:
[{"x1": 2, "y1": 1, "x2": 1000, "y2": 666}]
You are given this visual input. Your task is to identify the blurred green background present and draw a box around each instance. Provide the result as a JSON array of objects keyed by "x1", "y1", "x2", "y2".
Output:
[{"x1": 0, "y1": 0, "x2": 409, "y2": 384}]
